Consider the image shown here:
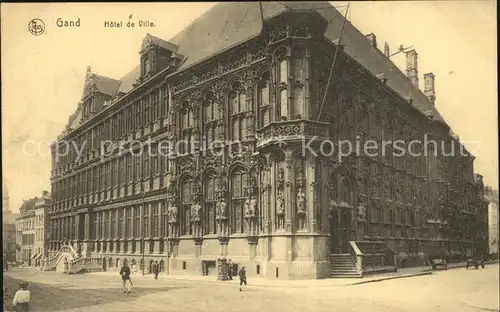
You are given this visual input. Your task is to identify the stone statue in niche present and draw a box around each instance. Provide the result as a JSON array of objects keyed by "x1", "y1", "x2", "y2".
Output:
[
  {"x1": 278, "y1": 167, "x2": 285, "y2": 183},
  {"x1": 190, "y1": 201, "x2": 202, "y2": 222},
  {"x1": 216, "y1": 200, "x2": 227, "y2": 220},
  {"x1": 276, "y1": 190, "x2": 285, "y2": 230},
  {"x1": 296, "y1": 187, "x2": 306, "y2": 215},
  {"x1": 167, "y1": 205, "x2": 178, "y2": 223},
  {"x1": 244, "y1": 197, "x2": 257, "y2": 218}
]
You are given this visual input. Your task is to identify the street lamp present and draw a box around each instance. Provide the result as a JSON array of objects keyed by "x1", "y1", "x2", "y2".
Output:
[{"x1": 141, "y1": 190, "x2": 146, "y2": 276}]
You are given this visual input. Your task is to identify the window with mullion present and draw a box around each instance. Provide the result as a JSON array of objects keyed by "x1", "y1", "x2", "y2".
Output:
[
  {"x1": 144, "y1": 205, "x2": 150, "y2": 238},
  {"x1": 126, "y1": 207, "x2": 132, "y2": 238},
  {"x1": 204, "y1": 174, "x2": 217, "y2": 234},
  {"x1": 152, "y1": 90, "x2": 160, "y2": 121},
  {"x1": 152, "y1": 202, "x2": 159, "y2": 237},
  {"x1": 134, "y1": 208, "x2": 140, "y2": 238},
  {"x1": 258, "y1": 72, "x2": 271, "y2": 128},
  {"x1": 230, "y1": 169, "x2": 248, "y2": 234},
  {"x1": 181, "y1": 179, "x2": 192, "y2": 235},
  {"x1": 144, "y1": 96, "x2": 151, "y2": 125}
]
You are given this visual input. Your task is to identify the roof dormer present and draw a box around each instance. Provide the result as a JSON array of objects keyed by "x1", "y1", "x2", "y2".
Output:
[{"x1": 140, "y1": 33, "x2": 180, "y2": 81}]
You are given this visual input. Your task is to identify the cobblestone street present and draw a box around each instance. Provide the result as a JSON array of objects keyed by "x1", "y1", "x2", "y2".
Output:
[{"x1": 4, "y1": 264, "x2": 499, "y2": 312}]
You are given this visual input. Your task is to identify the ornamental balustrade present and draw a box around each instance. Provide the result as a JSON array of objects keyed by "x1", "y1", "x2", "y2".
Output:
[{"x1": 256, "y1": 119, "x2": 329, "y2": 148}]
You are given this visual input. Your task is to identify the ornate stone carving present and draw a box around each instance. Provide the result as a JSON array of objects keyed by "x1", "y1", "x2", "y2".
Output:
[
  {"x1": 167, "y1": 205, "x2": 178, "y2": 224},
  {"x1": 244, "y1": 197, "x2": 257, "y2": 219},
  {"x1": 216, "y1": 200, "x2": 228, "y2": 220},
  {"x1": 296, "y1": 187, "x2": 306, "y2": 215},
  {"x1": 276, "y1": 190, "x2": 285, "y2": 216},
  {"x1": 190, "y1": 201, "x2": 202, "y2": 222}
]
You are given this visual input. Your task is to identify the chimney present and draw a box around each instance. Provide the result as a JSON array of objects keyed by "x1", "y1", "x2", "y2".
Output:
[
  {"x1": 424, "y1": 72, "x2": 436, "y2": 105},
  {"x1": 384, "y1": 42, "x2": 390, "y2": 57},
  {"x1": 405, "y1": 49, "x2": 419, "y2": 88},
  {"x1": 366, "y1": 33, "x2": 377, "y2": 48}
]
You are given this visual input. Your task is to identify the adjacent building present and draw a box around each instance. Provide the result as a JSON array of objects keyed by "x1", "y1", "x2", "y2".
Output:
[
  {"x1": 34, "y1": 191, "x2": 51, "y2": 266},
  {"x1": 484, "y1": 186, "x2": 499, "y2": 255},
  {"x1": 15, "y1": 192, "x2": 51, "y2": 267},
  {"x1": 48, "y1": 2, "x2": 488, "y2": 279},
  {"x1": 16, "y1": 198, "x2": 37, "y2": 266}
]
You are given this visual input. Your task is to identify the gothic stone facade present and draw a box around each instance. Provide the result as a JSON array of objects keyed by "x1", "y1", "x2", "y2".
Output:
[{"x1": 49, "y1": 8, "x2": 486, "y2": 279}]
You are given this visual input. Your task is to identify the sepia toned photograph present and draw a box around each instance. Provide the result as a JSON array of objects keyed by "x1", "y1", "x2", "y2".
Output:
[{"x1": 1, "y1": 1, "x2": 498, "y2": 311}]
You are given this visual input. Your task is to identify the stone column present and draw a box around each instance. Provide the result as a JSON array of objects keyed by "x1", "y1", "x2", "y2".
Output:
[
  {"x1": 82, "y1": 213, "x2": 90, "y2": 256},
  {"x1": 307, "y1": 156, "x2": 316, "y2": 232}
]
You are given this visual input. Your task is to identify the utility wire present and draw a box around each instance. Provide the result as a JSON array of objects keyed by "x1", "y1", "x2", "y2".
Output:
[
  {"x1": 317, "y1": 2, "x2": 350, "y2": 122},
  {"x1": 275, "y1": 1, "x2": 348, "y2": 11}
]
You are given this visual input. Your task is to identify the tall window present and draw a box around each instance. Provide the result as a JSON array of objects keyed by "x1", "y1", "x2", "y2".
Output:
[
  {"x1": 340, "y1": 97, "x2": 354, "y2": 141},
  {"x1": 180, "y1": 101, "x2": 194, "y2": 154},
  {"x1": 144, "y1": 96, "x2": 150, "y2": 125},
  {"x1": 151, "y1": 203, "x2": 159, "y2": 237},
  {"x1": 144, "y1": 204, "x2": 150, "y2": 238},
  {"x1": 119, "y1": 208, "x2": 125, "y2": 238},
  {"x1": 161, "y1": 86, "x2": 169, "y2": 118},
  {"x1": 111, "y1": 209, "x2": 117, "y2": 238},
  {"x1": 230, "y1": 168, "x2": 248, "y2": 234},
  {"x1": 229, "y1": 82, "x2": 247, "y2": 141},
  {"x1": 134, "y1": 207, "x2": 140, "y2": 237},
  {"x1": 181, "y1": 178, "x2": 193, "y2": 235},
  {"x1": 135, "y1": 102, "x2": 141, "y2": 129},
  {"x1": 152, "y1": 90, "x2": 160, "y2": 121},
  {"x1": 143, "y1": 152, "x2": 150, "y2": 180},
  {"x1": 118, "y1": 157, "x2": 124, "y2": 186},
  {"x1": 204, "y1": 173, "x2": 218, "y2": 234},
  {"x1": 111, "y1": 160, "x2": 117, "y2": 189},
  {"x1": 339, "y1": 178, "x2": 351, "y2": 206},
  {"x1": 143, "y1": 55, "x2": 151, "y2": 76},
  {"x1": 258, "y1": 72, "x2": 271, "y2": 128},
  {"x1": 278, "y1": 53, "x2": 288, "y2": 118},
  {"x1": 134, "y1": 155, "x2": 141, "y2": 182},
  {"x1": 126, "y1": 207, "x2": 132, "y2": 238},
  {"x1": 127, "y1": 107, "x2": 133, "y2": 133},
  {"x1": 203, "y1": 92, "x2": 217, "y2": 149}
]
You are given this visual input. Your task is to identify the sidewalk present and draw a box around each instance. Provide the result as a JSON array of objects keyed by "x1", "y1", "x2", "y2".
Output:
[
  {"x1": 92, "y1": 266, "x2": 433, "y2": 288},
  {"x1": 461, "y1": 288, "x2": 500, "y2": 312}
]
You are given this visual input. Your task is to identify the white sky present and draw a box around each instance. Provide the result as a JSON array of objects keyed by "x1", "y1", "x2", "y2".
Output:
[{"x1": 1, "y1": 2, "x2": 497, "y2": 212}]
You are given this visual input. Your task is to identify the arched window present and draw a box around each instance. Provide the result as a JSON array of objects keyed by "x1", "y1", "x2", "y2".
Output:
[
  {"x1": 278, "y1": 53, "x2": 288, "y2": 118},
  {"x1": 180, "y1": 101, "x2": 194, "y2": 154},
  {"x1": 203, "y1": 172, "x2": 218, "y2": 234},
  {"x1": 339, "y1": 177, "x2": 351, "y2": 206},
  {"x1": 181, "y1": 177, "x2": 193, "y2": 235},
  {"x1": 229, "y1": 82, "x2": 247, "y2": 141},
  {"x1": 230, "y1": 168, "x2": 248, "y2": 234},
  {"x1": 203, "y1": 92, "x2": 217, "y2": 149},
  {"x1": 257, "y1": 72, "x2": 271, "y2": 128}
]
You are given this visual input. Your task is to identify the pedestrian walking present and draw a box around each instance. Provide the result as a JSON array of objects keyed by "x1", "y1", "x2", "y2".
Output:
[
  {"x1": 152, "y1": 260, "x2": 159, "y2": 280},
  {"x1": 12, "y1": 282, "x2": 30, "y2": 312},
  {"x1": 238, "y1": 266, "x2": 247, "y2": 291},
  {"x1": 119, "y1": 262, "x2": 133, "y2": 294},
  {"x1": 131, "y1": 263, "x2": 137, "y2": 275},
  {"x1": 227, "y1": 259, "x2": 233, "y2": 280}
]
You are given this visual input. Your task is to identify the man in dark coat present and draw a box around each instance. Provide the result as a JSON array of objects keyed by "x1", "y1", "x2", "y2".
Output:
[
  {"x1": 238, "y1": 266, "x2": 247, "y2": 291},
  {"x1": 119, "y1": 263, "x2": 132, "y2": 293},
  {"x1": 227, "y1": 259, "x2": 233, "y2": 280},
  {"x1": 152, "y1": 260, "x2": 159, "y2": 280}
]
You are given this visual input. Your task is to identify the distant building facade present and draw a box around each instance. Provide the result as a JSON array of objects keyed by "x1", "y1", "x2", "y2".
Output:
[
  {"x1": 484, "y1": 186, "x2": 499, "y2": 254},
  {"x1": 34, "y1": 191, "x2": 51, "y2": 266},
  {"x1": 3, "y1": 223, "x2": 16, "y2": 263},
  {"x1": 49, "y1": 2, "x2": 489, "y2": 279},
  {"x1": 16, "y1": 198, "x2": 37, "y2": 266}
]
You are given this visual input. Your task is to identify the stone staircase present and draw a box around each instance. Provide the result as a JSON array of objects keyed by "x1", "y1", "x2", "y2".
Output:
[{"x1": 329, "y1": 254, "x2": 360, "y2": 278}]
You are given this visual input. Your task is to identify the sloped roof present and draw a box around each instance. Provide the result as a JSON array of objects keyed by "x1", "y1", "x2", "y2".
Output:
[
  {"x1": 144, "y1": 33, "x2": 179, "y2": 53},
  {"x1": 159, "y1": 1, "x2": 446, "y2": 123},
  {"x1": 93, "y1": 74, "x2": 121, "y2": 96},
  {"x1": 65, "y1": 1, "x2": 449, "y2": 135}
]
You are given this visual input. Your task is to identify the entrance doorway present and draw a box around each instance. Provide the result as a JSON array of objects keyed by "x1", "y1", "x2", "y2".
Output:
[{"x1": 329, "y1": 209, "x2": 351, "y2": 254}]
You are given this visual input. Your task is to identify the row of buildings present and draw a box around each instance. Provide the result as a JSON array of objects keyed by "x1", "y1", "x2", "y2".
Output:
[{"x1": 5, "y1": 2, "x2": 499, "y2": 278}]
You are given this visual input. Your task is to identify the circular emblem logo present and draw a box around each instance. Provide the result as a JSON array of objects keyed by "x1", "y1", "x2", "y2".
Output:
[{"x1": 28, "y1": 19, "x2": 45, "y2": 36}]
